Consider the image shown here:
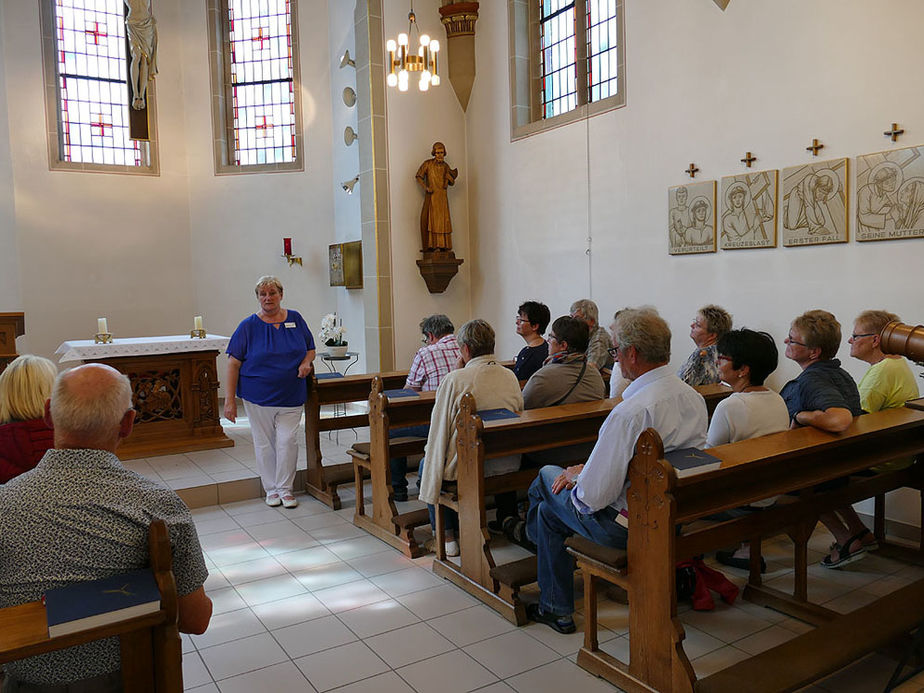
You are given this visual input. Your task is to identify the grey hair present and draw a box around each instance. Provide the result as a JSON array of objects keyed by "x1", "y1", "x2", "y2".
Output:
[
  {"x1": 698, "y1": 304, "x2": 733, "y2": 338},
  {"x1": 457, "y1": 319, "x2": 495, "y2": 358},
  {"x1": 570, "y1": 299, "x2": 599, "y2": 326},
  {"x1": 614, "y1": 308, "x2": 671, "y2": 364},
  {"x1": 420, "y1": 314, "x2": 455, "y2": 339},
  {"x1": 254, "y1": 275, "x2": 284, "y2": 296},
  {"x1": 50, "y1": 364, "x2": 133, "y2": 440}
]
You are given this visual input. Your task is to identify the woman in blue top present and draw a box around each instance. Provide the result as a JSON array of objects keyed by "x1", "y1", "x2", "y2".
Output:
[{"x1": 224, "y1": 276, "x2": 315, "y2": 508}]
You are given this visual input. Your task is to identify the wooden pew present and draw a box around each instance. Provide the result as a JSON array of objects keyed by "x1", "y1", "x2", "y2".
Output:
[
  {"x1": 428, "y1": 383, "x2": 732, "y2": 624},
  {"x1": 351, "y1": 378, "x2": 436, "y2": 557},
  {"x1": 0, "y1": 519, "x2": 182, "y2": 692},
  {"x1": 304, "y1": 369, "x2": 408, "y2": 508},
  {"x1": 567, "y1": 404, "x2": 924, "y2": 693}
]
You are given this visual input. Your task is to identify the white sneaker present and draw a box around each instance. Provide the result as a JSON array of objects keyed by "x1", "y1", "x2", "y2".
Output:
[
  {"x1": 281, "y1": 494, "x2": 298, "y2": 509},
  {"x1": 265, "y1": 494, "x2": 281, "y2": 507},
  {"x1": 425, "y1": 537, "x2": 459, "y2": 557}
]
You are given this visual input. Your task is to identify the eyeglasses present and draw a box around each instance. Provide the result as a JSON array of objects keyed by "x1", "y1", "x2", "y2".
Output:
[
  {"x1": 515, "y1": 316, "x2": 531, "y2": 324},
  {"x1": 850, "y1": 332, "x2": 876, "y2": 341},
  {"x1": 717, "y1": 354, "x2": 733, "y2": 362},
  {"x1": 548, "y1": 334, "x2": 559, "y2": 342},
  {"x1": 785, "y1": 334, "x2": 808, "y2": 347}
]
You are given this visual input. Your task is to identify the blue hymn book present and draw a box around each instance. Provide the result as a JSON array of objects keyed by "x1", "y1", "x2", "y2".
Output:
[{"x1": 44, "y1": 569, "x2": 161, "y2": 637}]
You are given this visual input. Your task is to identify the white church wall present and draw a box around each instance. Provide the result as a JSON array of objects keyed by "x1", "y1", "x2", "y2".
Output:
[
  {"x1": 0, "y1": 1, "x2": 194, "y2": 360},
  {"x1": 384, "y1": 0, "x2": 472, "y2": 369},
  {"x1": 328, "y1": 0, "x2": 365, "y2": 371},
  {"x1": 0, "y1": 11, "x2": 22, "y2": 326},
  {"x1": 180, "y1": 1, "x2": 339, "y2": 372},
  {"x1": 468, "y1": 0, "x2": 924, "y2": 526}
]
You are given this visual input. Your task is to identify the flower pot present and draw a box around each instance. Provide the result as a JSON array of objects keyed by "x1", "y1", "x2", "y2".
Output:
[{"x1": 328, "y1": 345, "x2": 348, "y2": 358}]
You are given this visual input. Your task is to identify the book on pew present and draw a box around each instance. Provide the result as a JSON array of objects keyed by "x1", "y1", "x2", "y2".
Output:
[
  {"x1": 477, "y1": 408, "x2": 519, "y2": 421},
  {"x1": 385, "y1": 388, "x2": 419, "y2": 398},
  {"x1": 316, "y1": 372, "x2": 345, "y2": 380},
  {"x1": 665, "y1": 447, "x2": 722, "y2": 471},
  {"x1": 44, "y1": 569, "x2": 161, "y2": 637}
]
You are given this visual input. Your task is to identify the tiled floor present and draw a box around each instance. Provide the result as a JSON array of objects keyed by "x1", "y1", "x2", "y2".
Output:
[{"x1": 147, "y1": 416, "x2": 924, "y2": 692}]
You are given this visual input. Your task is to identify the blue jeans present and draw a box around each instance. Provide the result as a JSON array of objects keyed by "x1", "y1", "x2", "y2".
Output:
[
  {"x1": 388, "y1": 424, "x2": 430, "y2": 492},
  {"x1": 526, "y1": 465, "x2": 628, "y2": 616}
]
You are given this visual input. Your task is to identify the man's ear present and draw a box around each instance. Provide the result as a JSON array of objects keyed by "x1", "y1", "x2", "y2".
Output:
[
  {"x1": 43, "y1": 399, "x2": 53, "y2": 428},
  {"x1": 119, "y1": 408, "x2": 136, "y2": 439}
]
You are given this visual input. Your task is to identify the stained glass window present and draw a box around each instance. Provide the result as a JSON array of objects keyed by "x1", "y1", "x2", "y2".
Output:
[
  {"x1": 538, "y1": 0, "x2": 621, "y2": 120},
  {"x1": 226, "y1": 0, "x2": 297, "y2": 166},
  {"x1": 52, "y1": 0, "x2": 147, "y2": 167}
]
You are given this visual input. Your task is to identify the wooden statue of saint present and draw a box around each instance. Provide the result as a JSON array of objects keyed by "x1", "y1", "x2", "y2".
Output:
[
  {"x1": 416, "y1": 142, "x2": 459, "y2": 251},
  {"x1": 125, "y1": 0, "x2": 158, "y2": 111}
]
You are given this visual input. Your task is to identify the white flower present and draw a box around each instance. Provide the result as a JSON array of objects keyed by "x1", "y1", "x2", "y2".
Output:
[{"x1": 319, "y1": 313, "x2": 347, "y2": 346}]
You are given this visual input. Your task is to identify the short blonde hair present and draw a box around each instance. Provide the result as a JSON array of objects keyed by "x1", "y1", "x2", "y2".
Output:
[
  {"x1": 855, "y1": 309, "x2": 901, "y2": 337},
  {"x1": 254, "y1": 275, "x2": 284, "y2": 296},
  {"x1": 457, "y1": 319, "x2": 495, "y2": 358},
  {"x1": 0, "y1": 355, "x2": 58, "y2": 423},
  {"x1": 698, "y1": 304, "x2": 733, "y2": 338},
  {"x1": 792, "y1": 309, "x2": 841, "y2": 360}
]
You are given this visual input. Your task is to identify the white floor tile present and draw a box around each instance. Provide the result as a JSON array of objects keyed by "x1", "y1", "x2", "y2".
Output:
[
  {"x1": 326, "y1": 536, "x2": 394, "y2": 560},
  {"x1": 337, "y1": 599, "x2": 421, "y2": 639},
  {"x1": 427, "y1": 605, "x2": 516, "y2": 647},
  {"x1": 312, "y1": 578, "x2": 390, "y2": 613},
  {"x1": 396, "y1": 584, "x2": 479, "y2": 620},
  {"x1": 294, "y1": 641, "x2": 389, "y2": 692},
  {"x1": 347, "y1": 551, "x2": 417, "y2": 578},
  {"x1": 463, "y1": 630, "x2": 559, "y2": 679},
  {"x1": 219, "y1": 556, "x2": 287, "y2": 586},
  {"x1": 214, "y1": 661, "x2": 312, "y2": 693},
  {"x1": 365, "y1": 622, "x2": 455, "y2": 668},
  {"x1": 208, "y1": 587, "x2": 248, "y2": 616},
  {"x1": 273, "y1": 614, "x2": 357, "y2": 658},
  {"x1": 274, "y1": 545, "x2": 341, "y2": 572},
  {"x1": 328, "y1": 671, "x2": 416, "y2": 693},
  {"x1": 293, "y1": 562, "x2": 364, "y2": 592},
  {"x1": 505, "y1": 658, "x2": 621, "y2": 693},
  {"x1": 183, "y1": 651, "x2": 213, "y2": 689},
  {"x1": 733, "y1": 624, "x2": 800, "y2": 656},
  {"x1": 307, "y1": 522, "x2": 369, "y2": 544},
  {"x1": 198, "y1": 632, "x2": 289, "y2": 680},
  {"x1": 234, "y1": 573, "x2": 307, "y2": 606},
  {"x1": 397, "y1": 650, "x2": 498, "y2": 693},
  {"x1": 679, "y1": 601, "x2": 774, "y2": 643},
  {"x1": 192, "y1": 608, "x2": 266, "y2": 649},
  {"x1": 251, "y1": 591, "x2": 330, "y2": 630}
]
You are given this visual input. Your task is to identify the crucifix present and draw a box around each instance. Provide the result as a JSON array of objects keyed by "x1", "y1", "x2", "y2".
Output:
[
  {"x1": 740, "y1": 152, "x2": 756, "y2": 168},
  {"x1": 806, "y1": 138, "x2": 824, "y2": 156},
  {"x1": 685, "y1": 163, "x2": 700, "y2": 178},
  {"x1": 883, "y1": 123, "x2": 904, "y2": 142},
  {"x1": 124, "y1": 0, "x2": 158, "y2": 142}
]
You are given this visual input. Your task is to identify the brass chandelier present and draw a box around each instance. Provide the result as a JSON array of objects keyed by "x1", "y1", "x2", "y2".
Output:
[{"x1": 386, "y1": 2, "x2": 441, "y2": 92}]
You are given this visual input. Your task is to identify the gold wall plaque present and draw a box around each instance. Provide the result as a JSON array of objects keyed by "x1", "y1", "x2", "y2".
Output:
[{"x1": 329, "y1": 241, "x2": 363, "y2": 289}]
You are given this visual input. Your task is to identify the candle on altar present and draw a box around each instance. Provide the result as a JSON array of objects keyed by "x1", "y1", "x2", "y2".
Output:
[
  {"x1": 97, "y1": 317, "x2": 108, "y2": 334},
  {"x1": 194, "y1": 315, "x2": 203, "y2": 331},
  {"x1": 283, "y1": 238, "x2": 292, "y2": 255}
]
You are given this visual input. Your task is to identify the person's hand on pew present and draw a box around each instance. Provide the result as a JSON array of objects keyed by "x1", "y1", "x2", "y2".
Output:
[
  {"x1": 793, "y1": 407, "x2": 854, "y2": 433},
  {"x1": 551, "y1": 464, "x2": 585, "y2": 494}
]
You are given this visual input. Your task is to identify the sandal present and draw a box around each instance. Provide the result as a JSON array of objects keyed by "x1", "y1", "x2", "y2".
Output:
[{"x1": 821, "y1": 531, "x2": 870, "y2": 569}]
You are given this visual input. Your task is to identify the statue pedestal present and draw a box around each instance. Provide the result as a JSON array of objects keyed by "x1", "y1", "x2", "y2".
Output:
[{"x1": 417, "y1": 250, "x2": 464, "y2": 293}]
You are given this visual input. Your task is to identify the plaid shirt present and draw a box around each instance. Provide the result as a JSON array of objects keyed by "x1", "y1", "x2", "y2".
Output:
[{"x1": 405, "y1": 335, "x2": 461, "y2": 391}]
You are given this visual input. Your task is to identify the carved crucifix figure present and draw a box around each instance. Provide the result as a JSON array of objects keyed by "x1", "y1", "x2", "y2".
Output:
[{"x1": 124, "y1": 0, "x2": 158, "y2": 111}]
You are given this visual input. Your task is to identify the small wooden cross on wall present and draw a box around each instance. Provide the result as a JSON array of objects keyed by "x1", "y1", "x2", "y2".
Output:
[
  {"x1": 884, "y1": 123, "x2": 904, "y2": 142},
  {"x1": 685, "y1": 163, "x2": 699, "y2": 178},
  {"x1": 740, "y1": 152, "x2": 756, "y2": 168},
  {"x1": 806, "y1": 139, "x2": 824, "y2": 156}
]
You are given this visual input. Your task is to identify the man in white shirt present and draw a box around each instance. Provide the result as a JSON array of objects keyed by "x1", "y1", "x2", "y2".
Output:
[{"x1": 525, "y1": 308, "x2": 707, "y2": 633}]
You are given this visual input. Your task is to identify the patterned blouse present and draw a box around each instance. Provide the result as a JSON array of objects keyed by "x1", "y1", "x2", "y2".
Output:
[
  {"x1": 0, "y1": 448, "x2": 208, "y2": 685},
  {"x1": 677, "y1": 344, "x2": 721, "y2": 386}
]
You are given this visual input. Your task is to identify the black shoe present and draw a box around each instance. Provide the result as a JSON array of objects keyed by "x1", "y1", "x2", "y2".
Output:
[
  {"x1": 504, "y1": 519, "x2": 537, "y2": 553},
  {"x1": 393, "y1": 489, "x2": 408, "y2": 503},
  {"x1": 716, "y1": 550, "x2": 766, "y2": 573},
  {"x1": 487, "y1": 515, "x2": 518, "y2": 536},
  {"x1": 526, "y1": 603, "x2": 576, "y2": 634}
]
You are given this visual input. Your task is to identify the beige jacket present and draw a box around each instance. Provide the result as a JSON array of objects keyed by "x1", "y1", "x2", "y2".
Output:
[{"x1": 418, "y1": 355, "x2": 524, "y2": 505}]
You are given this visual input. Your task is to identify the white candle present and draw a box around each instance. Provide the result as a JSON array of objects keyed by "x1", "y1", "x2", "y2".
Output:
[
  {"x1": 194, "y1": 315, "x2": 203, "y2": 331},
  {"x1": 97, "y1": 317, "x2": 108, "y2": 334}
]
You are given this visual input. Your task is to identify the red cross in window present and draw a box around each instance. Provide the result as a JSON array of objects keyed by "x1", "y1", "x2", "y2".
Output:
[
  {"x1": 92, "y1": 115, "x2": 112, "y2": 137},
  {"x1": 84, "y1": 21, "x2": 108, "y2": 46},
  {"x1": 255, "y1": 116, "x2": 273, "y2": 137},
  {"x1": 252, "y1": 27, "x2": 270, "y2": 50}
]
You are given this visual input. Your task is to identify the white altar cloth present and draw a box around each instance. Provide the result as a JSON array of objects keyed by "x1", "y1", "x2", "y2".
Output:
[{"x1": 55, "y1": 335, "x2": 230, "y2": 363}]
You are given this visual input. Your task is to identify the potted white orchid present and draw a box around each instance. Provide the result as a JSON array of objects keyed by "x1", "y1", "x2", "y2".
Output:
[{"x1": 319, "y1": 313, "x2": 348, "y2": 357}]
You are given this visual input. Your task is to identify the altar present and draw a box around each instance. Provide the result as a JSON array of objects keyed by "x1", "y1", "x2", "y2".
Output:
[{"x1": 56, "y1": 335, "x2": 233, "y2": 460}]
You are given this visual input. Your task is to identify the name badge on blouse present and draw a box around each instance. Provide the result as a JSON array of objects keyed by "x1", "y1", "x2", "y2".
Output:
[{"x1": 284, "y1": 322, "x2": 296, "y2": 328}]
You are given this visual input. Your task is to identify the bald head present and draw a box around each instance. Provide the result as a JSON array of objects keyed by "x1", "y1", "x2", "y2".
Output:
[{"x1": 49, "y1": 364, "x2": 134, "y2": 450}]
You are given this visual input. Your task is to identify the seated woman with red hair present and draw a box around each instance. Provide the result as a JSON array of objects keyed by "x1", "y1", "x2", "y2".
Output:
[{"x1": 0, "y1": 355, "x2": 57, "y2": 483}]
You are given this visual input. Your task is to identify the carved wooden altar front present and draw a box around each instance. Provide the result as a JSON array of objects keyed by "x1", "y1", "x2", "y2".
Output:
[
  {"x1": 56, "y1": 336, "x2": 233, "y2": 460},
  {"x1": 0, "y1": 312, "x2": 25, "y2": 374}
]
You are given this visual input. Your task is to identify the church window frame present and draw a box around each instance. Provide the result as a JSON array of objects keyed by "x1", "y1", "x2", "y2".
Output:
[
  {"x1": 207, "y1": 0, "x2": 304, "y2": 175},
  {"x1": 39, "y1": 0, "x2": 160, "y2": 175},
  {"x1": 508, "y1": 0, "x2": 625, "y2": 140}
]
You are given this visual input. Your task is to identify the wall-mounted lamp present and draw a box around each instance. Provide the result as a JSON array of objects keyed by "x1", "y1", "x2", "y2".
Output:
[
  {"x1": 342, "y1": 87, "x2": 356, "y2": 107},
  {"x1": 344, "y1": 126, "x2": 358, "y2": 146},
  {"x1": 340, "y1": 50, "x2": 356, "y2": 69},
  {"x1": 341, "y1": 176, "x2": 359, "y2": 194}
]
